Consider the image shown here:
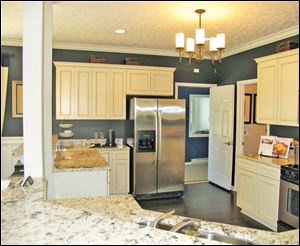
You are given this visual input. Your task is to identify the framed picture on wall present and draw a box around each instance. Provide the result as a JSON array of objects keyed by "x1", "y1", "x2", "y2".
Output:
[
  {"x1": 253, "y1": 94, "x2": 257, "y2": 124},
  {"x1": 244, "y1": 93, "x2": 252, "y2": 124},
  {"x1": 12, "y1": 80, "x2": 23, "y2": 118}
]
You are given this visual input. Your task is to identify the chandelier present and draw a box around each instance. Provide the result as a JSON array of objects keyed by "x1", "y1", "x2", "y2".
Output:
[{"x1": 175, "y1": 9, "x2": 225, "y2": 65}]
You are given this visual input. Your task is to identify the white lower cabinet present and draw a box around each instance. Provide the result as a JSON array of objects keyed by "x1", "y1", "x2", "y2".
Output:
[
  {"x1": 256, "y1": 175, "x2": 280, "y2": 223},
  {"x1": 236, "y1": 168, "x2": 257, "y2": 213},
  {"x1": 99, "y1": 148, "x2": 129, "y2": 195},
  {"x1": 236, "y1": 157, "x2": 280, "y2": 231},
  {"x1": 1, "y1": 137, "x2": 23, "y2": 179}
]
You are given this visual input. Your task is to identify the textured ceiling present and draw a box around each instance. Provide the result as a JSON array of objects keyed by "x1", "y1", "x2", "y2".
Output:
[{"x1": 1, "y1": 1, "x2": 299, "y2": 54}]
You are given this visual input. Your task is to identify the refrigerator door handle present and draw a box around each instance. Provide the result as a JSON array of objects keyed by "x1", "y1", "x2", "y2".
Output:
[
  {"x1": 157, "y1": 110, "x2": 162, "y2": 165},
  {"x1": 154, "y1": 108, "x2": 159, "y2": 167}
]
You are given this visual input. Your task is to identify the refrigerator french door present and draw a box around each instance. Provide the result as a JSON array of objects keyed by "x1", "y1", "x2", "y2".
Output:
[{"x1": 131, "y1": 98, "x2": 185, "y2": 199}]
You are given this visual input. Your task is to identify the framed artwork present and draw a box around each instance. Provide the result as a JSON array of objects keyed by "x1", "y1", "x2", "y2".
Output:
[
  {"x1": 244, "y1": 93, "x2": 252, "y2": 124},
  {"x1": 253, "y1": 94, "x2": 257, "y2": 124},
  {"x1": 12, "y1": 80, "x2": 23, "y2": 118}
]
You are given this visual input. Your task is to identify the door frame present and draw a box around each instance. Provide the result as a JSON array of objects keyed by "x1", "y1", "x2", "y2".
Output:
[
  {"x1": 234, "y1": 79, "x2": 270, "y2": 191},
  {"x1": 174, "y1": 82, "x2": 217, "y2": 99}
]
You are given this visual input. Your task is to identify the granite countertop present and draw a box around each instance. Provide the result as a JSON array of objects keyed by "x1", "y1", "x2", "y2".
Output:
[
  {"x1": 239, "y1": 154, "x2": 295, "y2": 167},
  {"x1": 1, "y1": 178, "x2": 298, "y2": 245},
  {"x1": 54, "y1": 148, "x2": 110, "y2": 170}
]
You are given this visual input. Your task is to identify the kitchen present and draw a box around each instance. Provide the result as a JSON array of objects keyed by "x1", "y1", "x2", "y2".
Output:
[{"x1": 1, "y1": 1, "x2": 299, "y2": 245}]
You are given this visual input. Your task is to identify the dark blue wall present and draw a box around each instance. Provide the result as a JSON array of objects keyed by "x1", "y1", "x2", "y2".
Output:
[
  {"x1": 2, "y1": 35, "x2": 299, "y2": 141},
  {"x1": 1, "y1": 46, "x2": 23, "y2": 136},
  {"x1": 1, "y1": 46, "x2": 217, "y2": 140},
  {"x1": 178, "y1": 87, "x2": 210, "y2": 162}
]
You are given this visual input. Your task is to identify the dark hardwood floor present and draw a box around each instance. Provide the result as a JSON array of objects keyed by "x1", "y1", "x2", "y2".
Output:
[{"x1": 137, "y1": 182, "x2": 291, "y2": 232}]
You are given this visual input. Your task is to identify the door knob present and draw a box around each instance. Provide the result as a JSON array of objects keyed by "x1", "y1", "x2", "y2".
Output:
[{"x1": 224, "y1": 141, "x2": 233, "y2": 146}]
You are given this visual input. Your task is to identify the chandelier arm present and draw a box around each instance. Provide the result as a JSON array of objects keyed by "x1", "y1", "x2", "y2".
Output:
[
  {"x1": 187, "y1": 52, "x2": 196, "y2": 65},
  {"x1": 176, "y1": 9, "x2": 225, "y2": 67}
]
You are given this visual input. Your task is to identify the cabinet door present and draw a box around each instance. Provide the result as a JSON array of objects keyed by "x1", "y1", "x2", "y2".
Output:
[
  {"x1": 99, "y1": 150, "x2": 111, "y2": 164},
  {"x1": 111, "y1": 159, "x2": 129, "y2": 194},
  {"x1": 92, "y1": 68, "x2": 110, "y2": 119},
  {"x1": 236, "y1": 167, "x2": 257, "y2": 213},
  {"x1": 277, "y1": 54, "x2": 299, "y2": 126},
  {"x1": 126, "y1": 69, "x2": 151, "y2": 95},
  {"x1": 151, "y1": 71, "x2": 173, "y2": 96},
  {"x1": 109, "y1": 69, "x2": 126, "y2": 119},
  {"x1": 56, "y1": 66, "x2": 74, "y2": 119},
  {"x1": 257, "y1": 60, "x2": 277, "y2": 124},
  {"x1": 74, "y1": 68, "x2": 93, "y2": 119},
  {"x1": 256, "y1": 175, "x2": 280, "y2": 224}
]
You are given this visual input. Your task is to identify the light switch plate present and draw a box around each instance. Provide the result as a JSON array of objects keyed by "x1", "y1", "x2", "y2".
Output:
[{"x1": 193, "y1": 68, "x2": 199, "y2": 73}]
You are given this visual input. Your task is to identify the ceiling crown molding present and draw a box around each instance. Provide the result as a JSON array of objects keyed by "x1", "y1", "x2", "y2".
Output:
[
  {"x1": 0, "y1": 39, "x2": 179, "y2": 57},
  {"x1": 222, "y1": 25, "x2": 299, "y2": 58},
  {"x1": 52, "y1": 42, "x2": 179, "y2": 57},
  {"x1": 1, "y1": 25, "x2": 299, "y2": 58}
]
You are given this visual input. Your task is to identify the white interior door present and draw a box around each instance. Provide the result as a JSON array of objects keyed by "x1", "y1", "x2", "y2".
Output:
[{"x1": 208, "y1": 85, "x2": 235, "y2": 190}]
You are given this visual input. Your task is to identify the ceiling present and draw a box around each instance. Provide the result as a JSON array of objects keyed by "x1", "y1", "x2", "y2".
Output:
[{"x1": 1, "y1": 1, "x2": 299, "y2": 57}]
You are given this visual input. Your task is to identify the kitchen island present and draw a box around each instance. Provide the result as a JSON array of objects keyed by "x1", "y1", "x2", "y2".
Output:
[
  {"x1": 1, "y1": 177, "x2": 298, "y2": 245},
  {"x1": 51, "y1": 138, "x2": 130, "y2": 197}
]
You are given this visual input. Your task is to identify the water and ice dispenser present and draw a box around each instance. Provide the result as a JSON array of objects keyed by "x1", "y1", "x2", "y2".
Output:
[{"x1": 137, "y1": 130, "x2": 155, "y2": 152}]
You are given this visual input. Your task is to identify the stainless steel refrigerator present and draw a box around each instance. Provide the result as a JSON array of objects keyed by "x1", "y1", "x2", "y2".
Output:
[{"x1": 130, "y1": 98, "x2": 186, "y2": 200}]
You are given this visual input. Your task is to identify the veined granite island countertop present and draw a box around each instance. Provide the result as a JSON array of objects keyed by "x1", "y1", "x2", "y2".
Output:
[{"x1": 1, "y1": 178, "x2": 299, "y2": 245}]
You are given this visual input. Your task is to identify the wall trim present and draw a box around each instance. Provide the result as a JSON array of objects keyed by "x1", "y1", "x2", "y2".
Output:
[
  {"x1": 1, "y1": 39, "x2": 179, "y2": 57},
  {"x1": 1, "y1": 136, "x2": 23, "y2": 143},
  {"x1": 2, "y1": 25, "x2": 298, "y2": 58},
  {"x1": 222, "y1": 25, "x2": 299, "y2": 58},
  {"x1": 175, "y1": 82, "x2": 217, "y2": 99}
]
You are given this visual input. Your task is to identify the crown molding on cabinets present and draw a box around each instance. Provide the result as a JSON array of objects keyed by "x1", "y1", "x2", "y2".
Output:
[
  {"x1": 1, "y1": 39, "x2": 23, "y2": 47},
  {"x1": 2, "y1": 25, "x2": 299, "y2": 58}
]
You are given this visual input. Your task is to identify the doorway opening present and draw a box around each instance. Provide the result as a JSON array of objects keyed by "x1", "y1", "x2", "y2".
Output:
[
  {"x1": 234, "y1": 79, "x2": 269, "y2": 190},
  {"x1": 175, "y1": 82, "x2": 216, "y2": 184}
]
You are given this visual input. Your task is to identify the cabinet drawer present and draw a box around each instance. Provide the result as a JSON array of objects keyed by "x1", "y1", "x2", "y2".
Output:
[
  {"x1": 112, "y1": 151, "x2": 129, "y2": 160},
  {"x1": 257, "y1": 164, "x2": 280, "y2": 180},
  {"x1": 238, "y1": 158, "x2": 257, "y2": 173}
]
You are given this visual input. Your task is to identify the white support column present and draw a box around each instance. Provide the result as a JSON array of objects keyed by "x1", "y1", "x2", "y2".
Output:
[{"x1": 23, "y1": 2, "x2": 53, "y2": 179}]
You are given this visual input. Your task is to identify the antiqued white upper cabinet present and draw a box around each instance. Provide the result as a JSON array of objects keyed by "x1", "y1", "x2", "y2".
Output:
[
  {"x1": 255, "y1": 49, "x2": 299, "y2": 126},
  {"x1": 126, "y1": 67, "x2": 175, "y2": 96},
  {"x1": 277, "y1": 53, "x2": 299, "y2": 125},
  {"x1": 92, "y1": 68, "x2": 110, "y2": 119},
  {"x1": 55, "y1": 62, "x2": 127, "y2": 120},
  {"x1": 126, "y1": 69, "x2": 151, "y2": 95},
  {"x1": 74, "y1": 67, "x2": 93, "y2": 119},
  {"x1": 109, "y1": 69, "x2": 126, "y2": 119},
  {"x1": 55, "y1": 62, "x2": 175, "y2": 119},
  {"x1": 56, "y1": 66, "x2": 74, "y2": 119},
  {"x1": 256, "y1": 60, "x2": 277, "y2": 124},
  {"x1": 151, "y1": 70, "x2": 174, "y2": 96}
]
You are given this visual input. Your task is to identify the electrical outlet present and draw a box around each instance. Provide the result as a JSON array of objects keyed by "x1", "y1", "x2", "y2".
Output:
[{"x1": 193, "y1": 68, "x2": 199, "y2": 73}]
